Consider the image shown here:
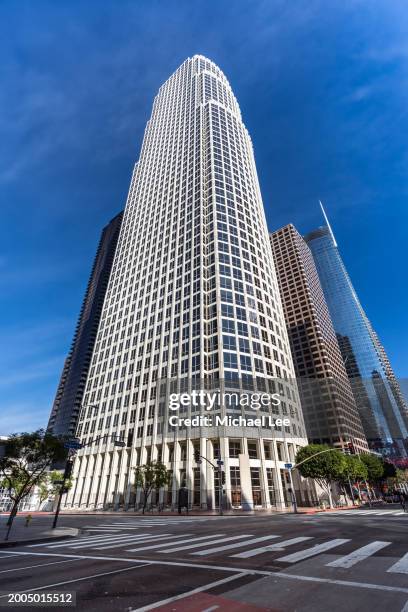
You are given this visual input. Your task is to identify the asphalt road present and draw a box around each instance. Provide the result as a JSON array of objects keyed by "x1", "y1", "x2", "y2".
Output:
[{"x1": 0, "y1": 509, "x2": 407, "y2": 611}]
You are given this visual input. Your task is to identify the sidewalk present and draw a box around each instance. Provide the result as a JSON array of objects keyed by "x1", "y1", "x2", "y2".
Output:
[
  {"x1": 0, "y1": 516, "x2": 79, "y2": 548},
  {"x1": 296, "y1": 504, "x2": 360, "y2": 514}
]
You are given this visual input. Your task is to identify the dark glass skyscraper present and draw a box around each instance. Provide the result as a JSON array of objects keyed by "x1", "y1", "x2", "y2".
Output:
[
  {"x1": 48, "y1": 212, "x2": 123, "y2": 437},
  {"x1": 304, "y1": 211, "x2": 408, "y2": 458}
]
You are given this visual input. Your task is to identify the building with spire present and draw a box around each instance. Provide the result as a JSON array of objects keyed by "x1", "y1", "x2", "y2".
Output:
[
  {"x1": 270, "y1": 224, "x2": 368, "y2": 453},
  {"x1": 64, "y1": 56, "x2": 310, "y2": 512},
  {"x1": 304, "y1": 205, "x2": 408, "y2": 458}
]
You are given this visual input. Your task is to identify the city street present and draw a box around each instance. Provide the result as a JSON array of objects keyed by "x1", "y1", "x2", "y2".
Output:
[{"x1": 0, "y1": 509, "x2": 407, "y2": 611}]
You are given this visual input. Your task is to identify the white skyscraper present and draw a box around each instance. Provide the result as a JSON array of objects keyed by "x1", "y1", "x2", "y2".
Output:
[{"x1": 66, "y1": 56, "x2": 309, "y2": 511}]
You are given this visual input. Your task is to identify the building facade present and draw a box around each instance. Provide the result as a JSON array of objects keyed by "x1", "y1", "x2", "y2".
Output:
[
  {"x1": 270, "y1": 224, "x2": 368, "y2": 453},
  {"x1": 65, "y1": 56, "x2": 311, "y2": 512},
  {"x1": 304, "y1": 221, "x2": 408, "y2": 458},
  {"x1": 48, "y1": 212, "x2": 123, "y2": 438}
]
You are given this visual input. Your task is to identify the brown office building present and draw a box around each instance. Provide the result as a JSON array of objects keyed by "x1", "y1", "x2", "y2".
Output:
[{"x1": 270, "y1": 224, "x2": 368, "y2": 453}]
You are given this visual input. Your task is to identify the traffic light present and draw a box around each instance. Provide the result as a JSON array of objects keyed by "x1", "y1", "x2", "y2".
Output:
[
  {"x1": 194, "y1": 448, "x2": 201, "y2": 463},
  {"x1": 221, "y1": 470, "x2": 226, "y2": 485},
  {"x1": 343, "y1": 441, "x2": 356, "y2": 455}
]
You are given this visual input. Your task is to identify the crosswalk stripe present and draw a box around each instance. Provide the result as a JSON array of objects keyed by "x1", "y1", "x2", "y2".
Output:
[
  {"x1": 387, "y1": 553, "x2": 408, "y2": 574},
  {"x1": 126, "y1": 534, "x2": 226, "y2": 553},
  {"x1": 29, "y1": 533, "x2": 128, "y2": 548},
  {"x1": 92, "y1": 534, "x2": 178, "y2": 550},
  {"x1": 84, "y1": 526, "x2": 142, "y2": 531},
  {"x1": 126, "y1": 534, "x2": 202, "y2": 552},
  {"x1": 66, "y1": 533, "x2": 173, "y2": 550},
  {"x1": 160, "y1": 534, "x2": 251, "y2": 554},
  {"x1": 276, "y1": 539, "x2": 350, "y2": 563},
  {"x1": 326, "y1": 541, "x2": 391, "y2": 568},
  {"x1": 231, "y1": 536, "x2": 313, "y2": 559},
  {"x1": 50, "y1": 534, "x2": 157, "y2": 550},
  {"x1": 192, "y1": 535, "x2": 280, "y2": 556}
]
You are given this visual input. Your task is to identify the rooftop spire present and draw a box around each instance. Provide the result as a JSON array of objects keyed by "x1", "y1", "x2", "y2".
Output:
[{"x1": 319, "y1": 200, "x2": 337, "y2": 247}]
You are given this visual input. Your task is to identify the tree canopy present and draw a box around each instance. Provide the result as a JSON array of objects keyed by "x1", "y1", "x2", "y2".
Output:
[
  {"x1": 360, "y1": 454, "x2": 384, "y2": 481},
  {"x1": 0, "y1": 429, "x2": 67, "y2": 533},
  {"x1": 295, "y1": 444, "x2": 346, "y2": 507}
]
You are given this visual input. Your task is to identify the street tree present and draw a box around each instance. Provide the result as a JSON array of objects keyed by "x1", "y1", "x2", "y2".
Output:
[
  {"x1": 36, "y1": 470, "x2": 73, "y2": 510},
  {"x1": 134, "y1": 462, "x2": 172, "y2": 514},
  {"x1": 360, "y1": 454, "x2": 384, "y2": 483},
  {"x1": 295, "y1": 444, "x2": 346, "y2": 508},
  {"x1": 340, "y1": 455, "x2": 368, "y2": 501},
  {"x1": 0, "y1": 430, "x2": 67, "y2": 537}
]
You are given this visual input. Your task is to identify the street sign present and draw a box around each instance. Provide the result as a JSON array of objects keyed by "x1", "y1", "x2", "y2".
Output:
[
  {"x1": 114, "y1": 440, "x2": 126, "y2": 448},
  {"x1": 64, "y1": 440, "x2": 83, "y2": 450},
  {"x1": 217, "y1": 460, "x2": 224, "y2": 466},
  {"x1": 284, "y1": 463, "x2": 293, "y2": 469}
]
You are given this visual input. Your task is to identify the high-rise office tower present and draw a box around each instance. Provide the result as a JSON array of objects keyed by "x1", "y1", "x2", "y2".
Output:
[
  {"x1": 304, "y1": 207, "x2": 408, "y2": 458},
  {"x1": 66, "y1": 56, "x2": 309, "y2": 512},
  {"x1": 48, "y1": 212, "x2": 123, "y2": 438},
  {"x1": 270, "y1": 224, "x2": 368, "y2": 453}
]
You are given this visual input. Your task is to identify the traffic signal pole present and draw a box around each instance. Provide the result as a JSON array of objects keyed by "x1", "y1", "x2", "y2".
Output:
[
  {"x1": 194, "y1": 450, "x2": 224, "y2": 515},
  {"x1": 52, "y1": 458, "x2": 73, "y2": 529}
]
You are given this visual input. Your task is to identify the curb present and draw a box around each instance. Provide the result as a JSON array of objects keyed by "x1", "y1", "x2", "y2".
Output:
[{"x1": 0, "y1": 528, "x2": 80, "y2": 549}]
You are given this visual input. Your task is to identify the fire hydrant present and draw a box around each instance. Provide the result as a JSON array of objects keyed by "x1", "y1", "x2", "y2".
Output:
[{"x1": 25, "y1": 514, "x2": 32, "y2": 527}]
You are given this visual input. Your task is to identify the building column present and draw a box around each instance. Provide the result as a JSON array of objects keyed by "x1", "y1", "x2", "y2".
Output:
[
  {"x1": 271, "y1": 440, "x2": 286, "y2": 510},
  {"x1": 206, "y1": 439, "x2": 214, "y2": 509},
  {"x1": 199, "y1": 436, "x2": 208, "y2": 509},
  {"x1": 258, "y1": 439, "x2": 270, "y2": 509}
]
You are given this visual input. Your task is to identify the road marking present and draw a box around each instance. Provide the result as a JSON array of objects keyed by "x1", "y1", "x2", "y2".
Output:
[
  {"x1": 276, "y1": 539, "x2": 350, "y2": 562},
  {"x1": 401, "y1": 599, "x2": 408, "y2": 612},
  {"x1": 232, "y1": 536, "x2": 313, "y2": 558},
  {"x1": 42, "y1": 533, "x2": 150, "y2": 549},
  {"x1": 0, "y1": 563, "x2": 151, "y2": 599},
  {"x1": 0, "y1": 558, "x2": 79, "y2": 574},
  {"x1": 85, "y1": 526, "x2": 143, "y2": 531},
  {"x1": 4, "y1": 550, "x2": 408, "y2": 595},
  {"x1": 388, "y1": 553, "x2": 408, "y2": 574},
  {"x1": 29, "y1": 532, "x2": 133, "y2": 548},
  {"x1": 160, "y1": 535, "x2": 251, "y2": 554},
  {"x1": 273, "y1": 571, "x2": 408, "y2": 593},
  {"x1": 326, "y1": 541, "x2": 391, "y2": 568},
  {"x1": 93, "y1": 534, "x2": 183, "y2": 550},
  {"x1": 129, "y1": 572, "x2": 248, "y2": 612},
  {"x1": 127, "y1": 534, "x2": 221, "y2": 552},
  {"x1": 69, "y1": 533, "x2": 175, "y2": 550},
  {"x1": 192, "y1": 535, "x2": 280, "y2": 556}
]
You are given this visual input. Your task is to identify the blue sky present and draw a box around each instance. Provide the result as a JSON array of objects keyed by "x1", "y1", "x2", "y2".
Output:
[{"x1": 1, "y1": 1, "x2": 407, "y2": 433}]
